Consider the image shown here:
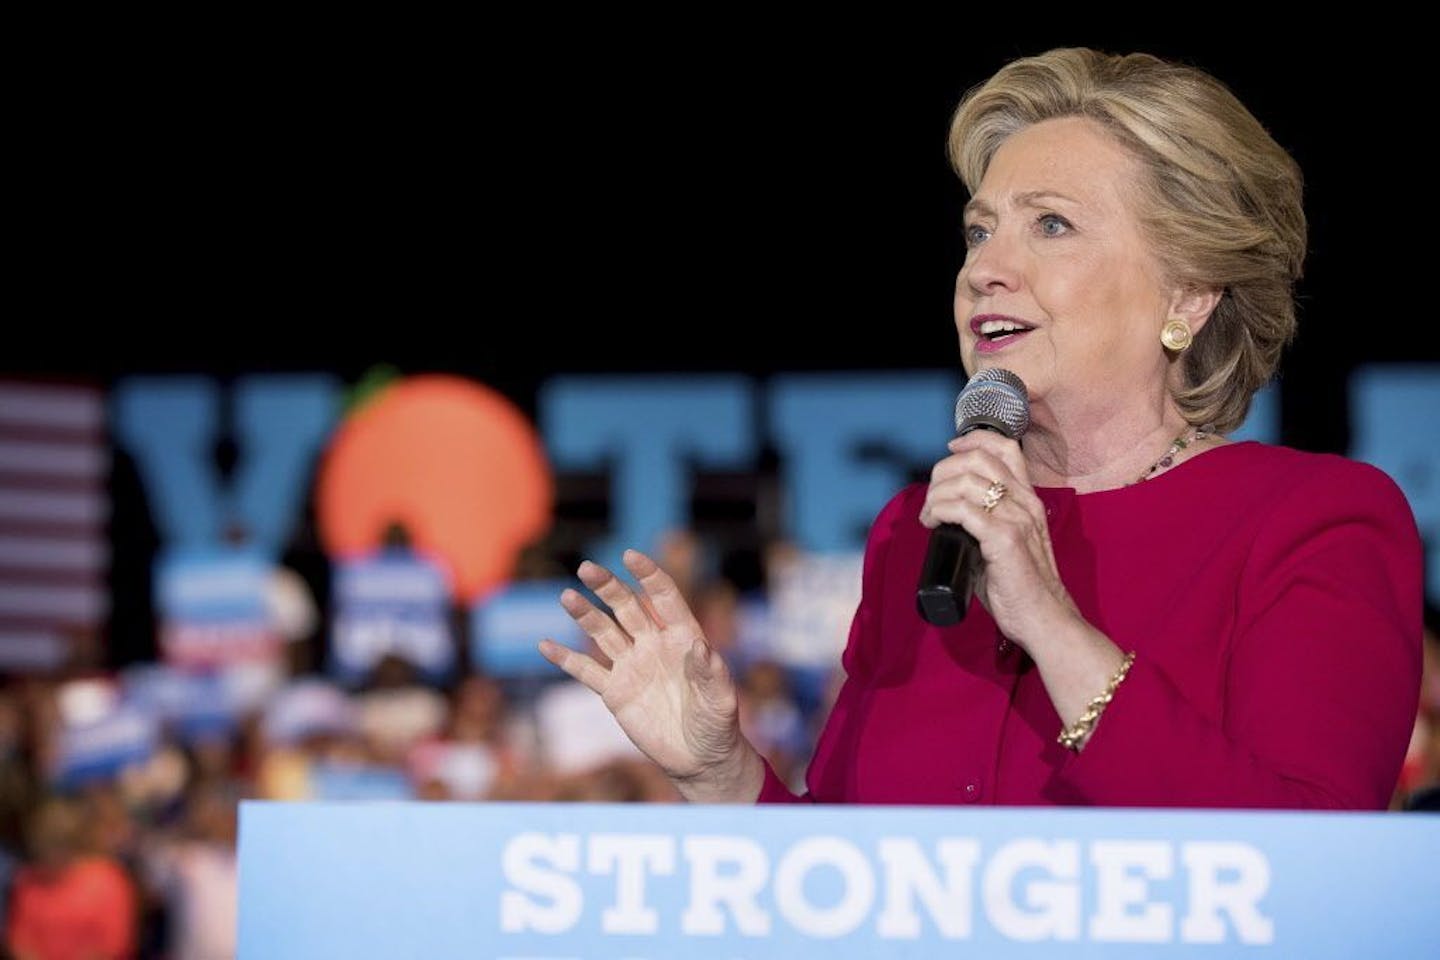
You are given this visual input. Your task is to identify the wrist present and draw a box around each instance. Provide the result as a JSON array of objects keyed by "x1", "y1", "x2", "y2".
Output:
[
  {"x1": 672, "y1": 740, "x2": 765, "y2": 804},
  {"x1": 1013, "y1": 596, "x2": 1092, "y2": 662}
]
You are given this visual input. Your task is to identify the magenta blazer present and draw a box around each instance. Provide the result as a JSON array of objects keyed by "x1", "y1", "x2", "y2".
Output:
[{"x1": 758, "y1": 442, "x2": 1423, "y2": 809}]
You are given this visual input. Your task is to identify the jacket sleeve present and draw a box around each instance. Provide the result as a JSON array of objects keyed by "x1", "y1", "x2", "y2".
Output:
[
  {"x1": 1052, "y1": 459, "x2": 1424, "y2": 808},
  {"x1": 756, "y1": 483, "x2": 917, "y2": 803}
]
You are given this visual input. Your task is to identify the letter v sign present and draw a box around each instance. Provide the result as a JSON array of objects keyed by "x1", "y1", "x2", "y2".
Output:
[{"x1": 113, "y1": 375, "x2": 340, "y2": 557}]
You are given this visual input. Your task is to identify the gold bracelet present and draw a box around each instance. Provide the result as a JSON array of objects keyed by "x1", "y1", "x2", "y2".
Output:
[{"x1": 1057, "y1": 651, "x2": 1136, "y2": 752}]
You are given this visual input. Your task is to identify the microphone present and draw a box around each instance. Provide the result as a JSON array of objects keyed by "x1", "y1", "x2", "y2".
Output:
[{"x1": 915, "y1": 368, "x2": 1030, "y2": 626}]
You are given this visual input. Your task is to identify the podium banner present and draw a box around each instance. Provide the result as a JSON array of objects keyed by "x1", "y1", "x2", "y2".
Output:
[{"x1": 238, "y1": 801, "x2": 1438, "y2": 958}]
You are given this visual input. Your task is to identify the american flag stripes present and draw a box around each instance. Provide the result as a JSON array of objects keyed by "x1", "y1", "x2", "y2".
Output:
[{"x1": 0, "y1": 381, "x2": 109, "y2": 672}]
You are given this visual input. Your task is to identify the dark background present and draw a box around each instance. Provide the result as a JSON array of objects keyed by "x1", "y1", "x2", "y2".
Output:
[
  {"x1": 18, "y1": 33, "x2": 1439, "y2": 398},
  {"x1": 11, "y1": 30, "x2": 1439, "y2": 663}
]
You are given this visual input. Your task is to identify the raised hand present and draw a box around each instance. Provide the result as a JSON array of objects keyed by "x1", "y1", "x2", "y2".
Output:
[{"x1": 538, "y1": 548, "x2": 763, "y2": 802}]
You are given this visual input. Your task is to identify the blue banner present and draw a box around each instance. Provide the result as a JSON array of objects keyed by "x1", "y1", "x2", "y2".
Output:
[
  {"x1": 55, "y1": 706, "x2": 159, "y2": 788},
  {"x1": 470, "y1": 578, "x2": 586, "y2": 677},
  {"x1": 155, "y1": 546, "x2": 281, "y2": 668},
  {"x1": 238, "y1": 802, "x2": 1438, "y2": 959},
  {"x1": 121, "y1": 664, "x2": 238, "y2": 742},
  {"x1": 331, "y1": 551, "x2": 454, "y2": 682},
  {"x1": 307, "y1": 762, "x2": 414, "y2": 802},
  {"x1": 259, "y1": 679, "x2": 357, "y2": 746}
]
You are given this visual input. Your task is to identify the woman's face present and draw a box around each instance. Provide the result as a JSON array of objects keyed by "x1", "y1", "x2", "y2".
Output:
[{"x1": 954, "y1": 116, "x2": 1182, "y2": 424}]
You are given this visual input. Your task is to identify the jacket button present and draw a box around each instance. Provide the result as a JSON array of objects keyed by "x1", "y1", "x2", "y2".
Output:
[{"x1": 962, "y1": 779, "x2": 983, "y2": 803}]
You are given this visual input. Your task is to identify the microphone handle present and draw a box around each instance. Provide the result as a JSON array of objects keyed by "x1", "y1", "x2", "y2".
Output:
[
  {"x1": 915, "y1": 421, "x2": 1012, "y2": 626},
  {"x1": 916, "y1": 520, "x2": 982, "y2": 626}
]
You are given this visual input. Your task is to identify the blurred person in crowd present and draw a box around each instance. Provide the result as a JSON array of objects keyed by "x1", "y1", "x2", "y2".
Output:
[
  {"x1": 654, "y1": 528, "x2": 704, "y2": 608},
  {"x1": 265, "y1": 563, "x2": 319, "y2": 651},
  {"x1": 223, "y1": 549, "x2": 321, "y2": 716},
  {"x1": 737, "y1": 661, "x2": 806, "y2": 788},
  {"x1": 55, "y1": 628, "x2": 108, "y2": 685},
  {"x1": 0, "y1": 842, "x2": 12, "y2": 948},
  {"x1": 141, "y1": 783, "x2": 238, "y2": 960},
  {"x1": 528, "y1": 647, "x2": 660, "y2": 800},
  {"x1": 77, "y1": 785, "x2": 141, "y2": 874},
  {"x1": 0, "y1": 689, "x2": 40, "y2": 854},
  {"x1": 692, "y1": 578, "x2": 741, "y2": 669},
  {"x1": 75, "y1": 781, "x2": 160, "y2": 959},
  {"x1": 13, "y1": 684, "x2": 60, "y2": 812},
  {"x1": 206, "y1": 521, "x2": 311, "y2": 717},
  {"x1": 116, "y1": 739, "x2": 190, "y2": 824},
  {"x1": 354, "y1": 654, "x2": 447, "y2": 766},
  {"x1": 0, "y1": 689, "x2": 27, "y2": 938},
  {"x1": 540, "y1": 47, "x2": 1423, "y2": 810},
  {"x1": 77, "y1": 785, "x2": 155, "y2": 955},
  {"x1": 187, "y1": 734, "x2": 240, "y2": 795},
  {"x1": 255, "y1": 678, "x2": 363, "y2": 800},
  {"x1": 6, "y1": 796, "x2": 136, "y2": 960},
  {"x1": 551, "y1": 759, "x2": 679, "y2": 803},
  {"x1": 512, "y1": 534, "x2": 568, "y2": 580},
  {"x1": 408, "y1": 675, "x2": 522, "y2": 801},
  {"x1": 1398, "y1": 604, "x2": 1440, "y2": 810}
]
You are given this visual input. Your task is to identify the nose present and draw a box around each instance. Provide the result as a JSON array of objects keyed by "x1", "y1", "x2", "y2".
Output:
[{"x1": 959, "y1": 226, "x2": 1023, "y2": 298}]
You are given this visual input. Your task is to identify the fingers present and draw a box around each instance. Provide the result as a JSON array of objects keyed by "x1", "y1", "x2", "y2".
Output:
[
  {"x1": 927, "y1": 439, "x2": 1045, "y2": 530},
  {"x1": 560, "y1": 551, "x2": 706, "y2": 673},
  {"x1": 622, "y1": 549, "x2": 701, "y2": 633},
  {"x1": 931, "y1": 447, "x2": 1014, "y2": 489},
  {"x1": 559, "y1": 587, "x2": 633, "y2": 662},
  {"x1": 924, "y1": 467, "x2": 1051, "y2": 568},
  {"x1": 948, "y1": 429, "x2": 1032, "y2": 485},
  {"x1": 927, "y1": 443, "x2": 1019, "y2": 492},
  {"x1": 925, "y1": 452, "x2": 1038, "y2": 527},
  {"x1": 577, "y1": 559, "x2": 656, "y2": 638},
  {"x1": 923, "y1": 474, "x2": 1025, "y2": 531},
  {"x1": 538, "y1": 639, "x2": 609, "y2": 694},
  {"x1": 934, "y1": 495, "x2": 1029, "y2": 560}
]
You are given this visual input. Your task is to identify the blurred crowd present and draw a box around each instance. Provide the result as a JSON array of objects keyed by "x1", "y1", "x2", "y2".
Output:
[
  {"x1": 0, "y1": 530, "x2": 845, "y2": 959},
  {"x1": 0, "y1": 531, "x2": 1435, "y2": 960}
]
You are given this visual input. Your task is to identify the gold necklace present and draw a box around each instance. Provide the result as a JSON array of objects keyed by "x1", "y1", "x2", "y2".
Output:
[{"x1": 1131, "y1": 427, "x2": 1210, "y2": 485}]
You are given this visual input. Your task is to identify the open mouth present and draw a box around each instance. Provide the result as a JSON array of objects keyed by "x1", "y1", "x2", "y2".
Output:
[
  {"x1": 982, "y1": 328, "x2": 1030, "y2": 343},
  {"x1": 971, "y1": 315, "x2": 1036, "y2": 352}
]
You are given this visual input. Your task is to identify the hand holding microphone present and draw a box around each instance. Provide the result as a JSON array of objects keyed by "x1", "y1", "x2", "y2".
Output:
[
  {"x1": 916, "y1": 369, "x2": 1081, "y2": 649},
  {"x1": 917, "y1": 369, "x2": 1030, "y2": 625}
]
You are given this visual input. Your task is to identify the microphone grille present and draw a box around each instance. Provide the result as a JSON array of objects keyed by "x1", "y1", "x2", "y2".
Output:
[{"x1": 955, "y1": 368, "x2": 1030, "y2": 438}]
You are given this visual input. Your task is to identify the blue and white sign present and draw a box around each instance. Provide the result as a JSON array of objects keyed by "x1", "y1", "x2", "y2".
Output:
[
  {"x1": 238, "y1": 802, "x2": 1438, "y2": 959},
  {"x1": 54, "y1": 706, "x2": 159, "y2": 788},
  {"x1": 470, "y1": 578, "x2": 586, "y2": 677},
  {"x1": 155, "y1": 546, "x2": 281, "y2": 668},
  {"x1": 307, "y1": 762, "x2": 414, "y2": 802},
  {"x1": 121, "y1": 664, "x2": 237, "y2": 742},
  {"x1": 331, "y1": 550, "x2": 454, "y2": 683},
  {"x1": 260, "y1": 679, "x2": 357, "y2": 746},
  {"x1": 768, "y1": 551, "x2": 863, "y2": 669}
]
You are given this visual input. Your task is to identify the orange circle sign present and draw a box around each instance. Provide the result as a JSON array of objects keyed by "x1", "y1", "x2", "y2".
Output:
[{"x1": 316, "y1": 375, "x2": 553, "y2": 602}]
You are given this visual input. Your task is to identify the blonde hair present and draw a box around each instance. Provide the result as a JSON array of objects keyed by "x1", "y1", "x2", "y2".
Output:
[{"x1": 947, "y1": 47, "x2": 1307, "y2": 434}]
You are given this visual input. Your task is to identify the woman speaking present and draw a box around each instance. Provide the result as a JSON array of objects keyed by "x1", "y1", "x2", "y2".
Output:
[{"x1": 539, "y1": 47, "x2": 1423, "y2": 809}]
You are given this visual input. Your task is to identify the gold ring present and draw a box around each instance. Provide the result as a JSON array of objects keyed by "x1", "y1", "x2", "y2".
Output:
[{"x1": 981, "y1": 479, "x2": 1007, "y2": 513}]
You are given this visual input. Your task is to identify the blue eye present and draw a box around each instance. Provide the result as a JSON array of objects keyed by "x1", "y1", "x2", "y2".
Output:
[
  {"x1": 1039, "y1": 213, "x2": 1071, "y2": 236},
  {"x1": 962, "y1": 213, "x2": 1071, "y2": 248}
]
